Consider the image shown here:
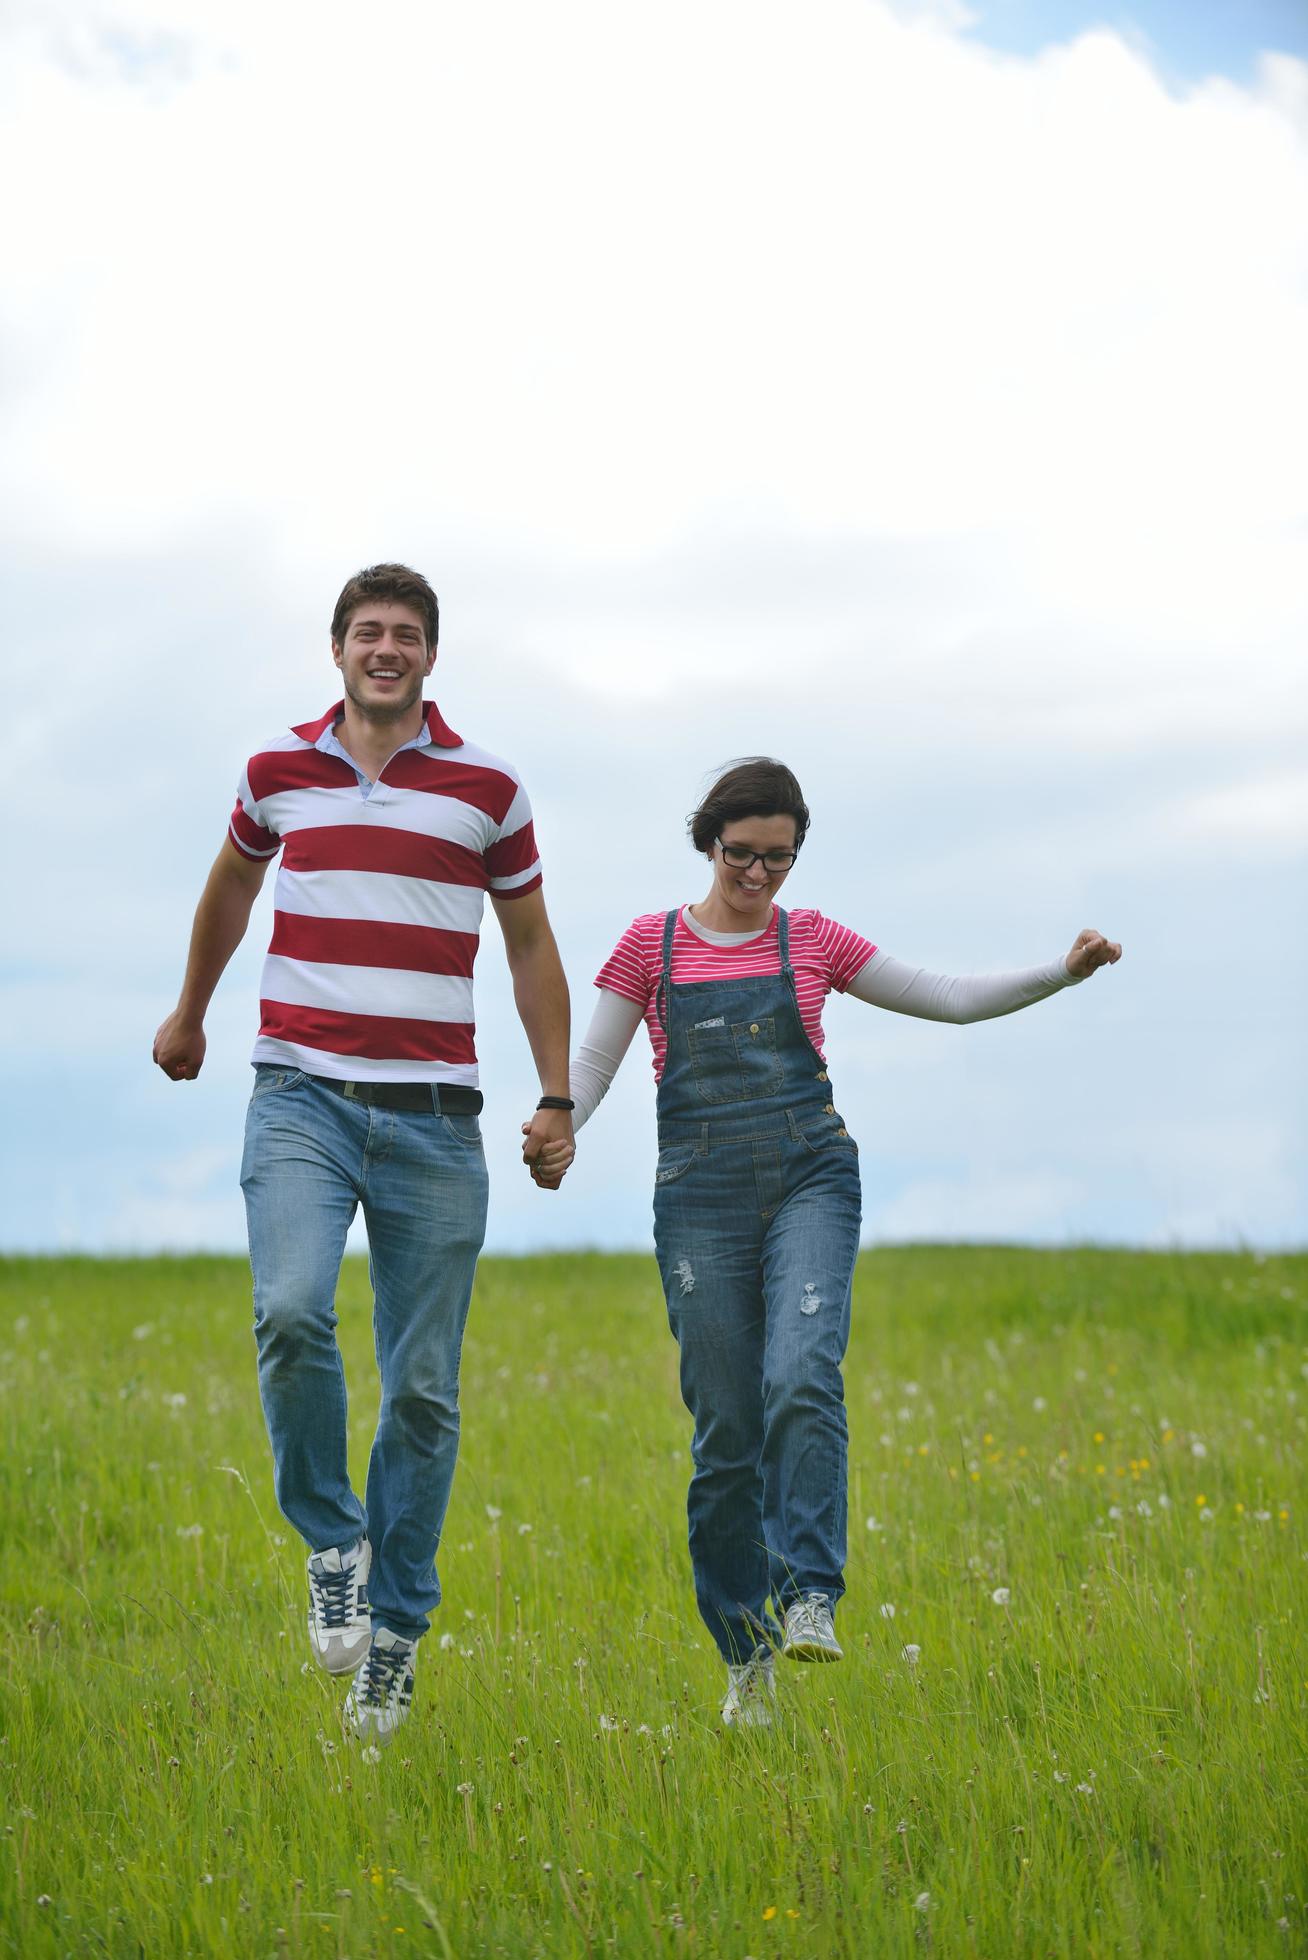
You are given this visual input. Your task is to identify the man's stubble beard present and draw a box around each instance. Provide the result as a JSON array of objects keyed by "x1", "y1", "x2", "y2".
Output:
[{"x1": 341, "y1": 672, "x2": 425, "y2": 723}]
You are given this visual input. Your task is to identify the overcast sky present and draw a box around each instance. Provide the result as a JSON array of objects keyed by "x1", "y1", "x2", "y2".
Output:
[{"x1": 3, "y1": 0, "x2": 1305, "y2": 1255}]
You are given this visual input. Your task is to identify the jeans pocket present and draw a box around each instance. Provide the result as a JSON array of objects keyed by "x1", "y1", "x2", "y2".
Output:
[
  {"x1": 250, "y1": 1067, "x2": 309, "y2": 1101},
  {"x1": 442, "y1": 1114, "x2": 483, "y2": 1146},
  {"x1": 655, "y1": 1142, "x2": 699, "y2": 1186},
  {"x1": 799, "y1": 1115, "x2": 857, "y2": 1154}
]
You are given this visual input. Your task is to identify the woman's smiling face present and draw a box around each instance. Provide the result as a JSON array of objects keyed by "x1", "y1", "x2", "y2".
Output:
[{"x1": 707, "y1": 813, "x2": 799, "y2": 925}]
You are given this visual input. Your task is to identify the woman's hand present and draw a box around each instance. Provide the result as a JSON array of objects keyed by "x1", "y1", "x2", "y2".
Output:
[
  {"x1": 1064, "y1": 929, "x2": 1122, "y2": 978},
  {"x1": 520, "y1": 1116, "x2": 576, "y2": 1191}
]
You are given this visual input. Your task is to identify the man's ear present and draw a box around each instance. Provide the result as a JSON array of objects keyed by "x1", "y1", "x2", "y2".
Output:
[{"x1": 331, "y1": 639, "x2": 344, "y2": 669}]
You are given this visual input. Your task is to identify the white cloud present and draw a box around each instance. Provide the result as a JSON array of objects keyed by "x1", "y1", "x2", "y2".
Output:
[
  {"x1": 1172, "y1": 772, "x2": 1308, "y2": 850},
  {"x1": 3, "y1": 2, "x2": 1305, "y2": 1250}
]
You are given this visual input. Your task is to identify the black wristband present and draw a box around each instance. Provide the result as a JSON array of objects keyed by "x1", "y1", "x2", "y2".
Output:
[{"x1": 536, "y1": 1096, "x2": 575, "y2": 1111}]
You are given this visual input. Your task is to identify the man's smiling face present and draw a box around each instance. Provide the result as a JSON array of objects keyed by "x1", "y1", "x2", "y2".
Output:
[{"x1": 333, "y1": 600, "x2": 436, "y2": 721}]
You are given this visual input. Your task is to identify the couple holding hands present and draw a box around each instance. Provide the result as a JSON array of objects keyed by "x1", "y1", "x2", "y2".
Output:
[{"x1": 154, "y1": 562, "x2": 1120, "y2": 1738}]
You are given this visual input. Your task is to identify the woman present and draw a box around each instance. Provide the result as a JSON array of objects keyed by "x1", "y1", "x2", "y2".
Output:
[{"x1": 535, "y1": 758, "x2": 1120, "y2": 1728}]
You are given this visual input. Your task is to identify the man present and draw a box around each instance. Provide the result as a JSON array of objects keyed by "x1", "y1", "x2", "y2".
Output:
[{"x1": 153, "y1": 563, "x2": 575, "y2": 1744}]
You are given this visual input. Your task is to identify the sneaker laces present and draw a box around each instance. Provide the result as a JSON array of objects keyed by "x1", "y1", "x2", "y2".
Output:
[
  {"x1": 308, "y1": 1562, "x2": 355, "y2": 1629},
  {"x1": 358, "y1": 1639, "x2": 412, "y2": 1707},
  {"x1": 731, "y1": 1644, "x2": 773, "y2": 1690}
]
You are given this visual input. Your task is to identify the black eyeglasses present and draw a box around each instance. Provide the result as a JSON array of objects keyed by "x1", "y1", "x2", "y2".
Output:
[{"x1": 716, "y1": 839, "x2": 798, "y2": 872}]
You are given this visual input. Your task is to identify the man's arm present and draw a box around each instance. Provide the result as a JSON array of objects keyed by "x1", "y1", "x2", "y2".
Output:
[
  {"x1": 490, "y1": 887, "x2": 575, "y2": 1188},
  {"x1": 153, "y1": 839, "x2": 271, "y2": 1081}
]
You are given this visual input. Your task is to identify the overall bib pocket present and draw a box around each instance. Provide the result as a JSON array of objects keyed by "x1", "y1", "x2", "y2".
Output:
[{"x1": 688, "y1": 1017, "x2": 784, "y2": 1105}]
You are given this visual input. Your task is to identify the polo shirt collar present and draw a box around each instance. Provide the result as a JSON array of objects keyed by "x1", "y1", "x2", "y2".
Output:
[{"x1": 290, "y1": 700, "x2": 463, "y2": 748}]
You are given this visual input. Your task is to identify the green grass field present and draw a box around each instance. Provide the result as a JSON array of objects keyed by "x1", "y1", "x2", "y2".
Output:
[{"x1": 1, "y1": 1248, "x2": 1305, "y2": 1958}]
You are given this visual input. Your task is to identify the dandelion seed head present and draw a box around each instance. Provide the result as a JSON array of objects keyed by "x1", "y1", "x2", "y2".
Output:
[
  {"x1": 915, "y1": 1891, "x2": 931, "y2": 1912},
  {"x1": 880, "y1": 1601, "x2": 896, "y2": 1619},
  {"x1": 991, "y1": 1587, "x2": 1011, "y2": 1606},
  {"x1": 902, "y1": 1644, "x2": 922, "y2": 1666}
]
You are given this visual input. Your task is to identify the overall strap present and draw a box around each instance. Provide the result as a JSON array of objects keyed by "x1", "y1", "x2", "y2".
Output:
[
  {"x1": 776, "y1": 906, "x2": 793, "y2": 977},
  {"x1": 654, "y1": 908, "x2": 679, "y2": 1034},
  {"x1": 776, "y1": 905, "x2": 806, "y2": 1025}
]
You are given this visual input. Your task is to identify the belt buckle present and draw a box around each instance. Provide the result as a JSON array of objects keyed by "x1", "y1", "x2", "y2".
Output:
[{"x1": 342, "y1": 1081, "x2": 370, "y2": 1104}]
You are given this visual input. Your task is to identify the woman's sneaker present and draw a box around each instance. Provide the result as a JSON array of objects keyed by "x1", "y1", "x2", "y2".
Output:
[
  {"x1": 721, "y1": 1646, "x2": 777, "y2": 1727},
  {"x1": 343, "y1": 1628, "x2": 418, "y2": 1745},
  {"x1": 306, "y1": 1538, "x2": 372, "y2": 1675},
  {"x1": 781, "y1": 1593, "x2": 843, "y2": 1662}
]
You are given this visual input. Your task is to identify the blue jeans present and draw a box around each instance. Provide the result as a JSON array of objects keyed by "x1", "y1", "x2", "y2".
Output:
[
  {"x1": 653, "y1": 1107, "x2": 861, "y2": 1662},
  {"x1": 240, "y1": 1067, "x2": 488, "y2": 1640}
]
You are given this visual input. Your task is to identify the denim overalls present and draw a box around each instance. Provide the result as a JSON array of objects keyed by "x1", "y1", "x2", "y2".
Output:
[{"x1": 651, "y1": 907, "x2": 863, "y2": 1662}]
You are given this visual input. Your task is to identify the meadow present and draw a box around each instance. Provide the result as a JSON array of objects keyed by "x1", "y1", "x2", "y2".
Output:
[{"x1": 0, "y1": 1247, "x2": 1304, "y2": 1958}]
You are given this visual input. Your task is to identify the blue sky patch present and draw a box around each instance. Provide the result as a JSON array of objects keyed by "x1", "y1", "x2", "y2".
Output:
[{"x1": 961, "y1": 0, "x2": 1308, "y2": 87}]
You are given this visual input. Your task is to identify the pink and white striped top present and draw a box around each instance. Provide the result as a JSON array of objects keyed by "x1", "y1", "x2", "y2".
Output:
[{"x1": 595, "y1": 908, "x2": 878, "y2": 1083}]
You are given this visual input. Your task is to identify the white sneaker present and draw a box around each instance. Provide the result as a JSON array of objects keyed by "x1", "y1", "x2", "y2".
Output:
[
  {"x1": 306, "y1": 1538, "x2": 372, "y2": 1675},
  {"x1": 721, "y1": 1646, "x2": 777, "y2": 1728},
  {"x1": 781, "y1": 1593, "x2": 843, "y2": 1662},
  {"x1": 343, "y1": 1627, "x2": 418, "y2": 1745}
]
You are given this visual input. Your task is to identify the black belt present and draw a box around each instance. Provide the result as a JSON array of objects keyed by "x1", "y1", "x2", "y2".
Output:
[{"x1": 310, "y1": 1075, "x2": 483, "y2": 1115}]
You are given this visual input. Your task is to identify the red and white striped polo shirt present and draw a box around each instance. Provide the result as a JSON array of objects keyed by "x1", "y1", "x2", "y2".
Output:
[
  {"x1": 596, "y1": 907, "x2": 878, "y2": 1083},
  {"x1": 229, "y1": 700, "x2": 541, "y2": 1084}
]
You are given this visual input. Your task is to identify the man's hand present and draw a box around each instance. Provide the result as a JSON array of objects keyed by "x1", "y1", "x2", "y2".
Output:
[
  {"x1": 1064, "y1": 929, "x2": 1122, "y2": 979},
  {"x1": 521, "y1": 1108, "x2": 575, "y2": 1191},
  {"x1": 152, "y1": 839, "x2": 269, "y2": 1083},
  {"x1": 153, "y1": 1013, "x2": 207, "y2": 1081}
]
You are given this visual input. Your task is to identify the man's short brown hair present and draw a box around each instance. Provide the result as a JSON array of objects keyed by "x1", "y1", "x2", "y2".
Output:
[{"x1": 331, "y1": 564, "x2": 440, "y2": 652}]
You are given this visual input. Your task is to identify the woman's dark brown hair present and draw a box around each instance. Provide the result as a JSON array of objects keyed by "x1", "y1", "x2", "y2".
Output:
[{"x1": 688, "y1": 758, "x2": 810, "y2": 855}]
